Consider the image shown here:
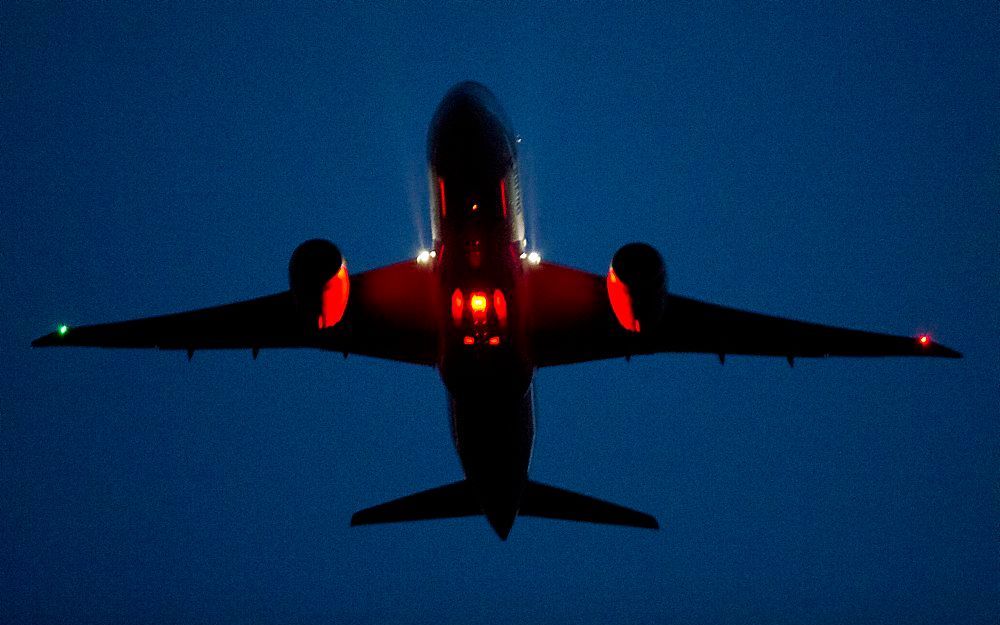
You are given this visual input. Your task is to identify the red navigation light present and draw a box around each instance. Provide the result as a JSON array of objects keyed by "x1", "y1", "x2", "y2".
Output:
[
  {"x1": 470, "y1": 293, "x2": 488, "y2": 312},
  {"x1": 451, "y1": 289, "x2": 464, "y2": 327},
  {"x1": 469, "y1": 292, "x2": 488, "y2": 323},
  {"x1": 493, "y1": 289, "x2": 507, "y2": 327},
  {"x1": 439, "y1": 178, "x2": 447, "y2": 218},
  {"x1": 463, "y1": 335, "x2": 475, "y2": 345},
  {"x1": 918, "y1": 334, "x2": 931, "y2": 346},
  {"x1": 318, "y1": 263, "x2": 350, "y2": 329},
  {"x1": 606, "y1": 267, "x2": 639, "y2": 332},
  {"x1": 488, "y1": 336, "x2": 501, "y2": 346}
]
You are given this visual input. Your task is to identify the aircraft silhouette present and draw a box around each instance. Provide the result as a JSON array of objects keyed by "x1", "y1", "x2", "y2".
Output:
[{"x1": 33, "y1": 81, "x2": 960, "y2": 539}]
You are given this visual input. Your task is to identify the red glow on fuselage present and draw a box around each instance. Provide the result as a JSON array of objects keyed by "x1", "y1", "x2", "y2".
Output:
[
  {"x1": 439, "y1": 178, "x2": 447, "y2": 218},
  {"x1": 493, "y1": 289, "x2": 507, "y2": 327},
  {"x1": 500, "y1": 179, "x2": 507, "y2": 218},
  {"x1": 451, "y1": 288, "x2": 464, "y2": 327},
  {"x1": 606, "y1": 267, "x2": 639, "y2": 332},
  {"x1": 317, "y1": 264, "x2": 350, "y2": 329}
]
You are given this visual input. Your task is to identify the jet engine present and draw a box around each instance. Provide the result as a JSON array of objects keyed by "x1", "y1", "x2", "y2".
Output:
[
  {"x1": 288, "y1": 239, "x2": 350, "y2": 330},
  {"x1": 606, "y1": 242, "x2": 667, "y2": 333}
]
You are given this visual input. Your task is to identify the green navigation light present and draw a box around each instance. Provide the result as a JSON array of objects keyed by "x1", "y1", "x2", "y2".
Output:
[{"x1": 58, "y1": 325, "x2": 69, "y2": 336}]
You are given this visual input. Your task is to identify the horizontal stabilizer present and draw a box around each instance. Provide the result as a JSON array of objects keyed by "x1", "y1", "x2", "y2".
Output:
[
  {"x1": 351, "y1": 480, "x2": 481, "y2": 526},
  {"x1": 519, "y1": 480, "x2": 659, "y2": 530}
]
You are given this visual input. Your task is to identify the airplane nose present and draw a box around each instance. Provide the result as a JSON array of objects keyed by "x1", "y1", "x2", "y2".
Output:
[{"x1": 428, "y1": 81, "x2": 516, "y2": 180}]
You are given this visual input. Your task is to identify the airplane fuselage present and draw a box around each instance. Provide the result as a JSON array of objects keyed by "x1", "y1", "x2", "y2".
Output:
[
  {"x1": 428, "y1": 82, "x2": 534, "y2": 537},
  {"x1": 32, "y1": 80, "x2": 959, "y2": 540}
]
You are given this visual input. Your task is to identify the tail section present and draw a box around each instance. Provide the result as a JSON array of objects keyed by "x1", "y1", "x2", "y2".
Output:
[
  {"x1": 519, "y1": 481, "x2": 659, "y2": 529},
  {"x1": 350, "y1": 480, "x2": 480, "y2": 526},
  {"x1": 351, "y1": 478, "x2": 659, "y2": 534}
]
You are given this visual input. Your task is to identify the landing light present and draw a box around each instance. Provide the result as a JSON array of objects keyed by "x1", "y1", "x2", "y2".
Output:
[
  {"x1": 463, "y1": 335, "x2": 475, "y2": 345},
  {"x1": 488, "y1": 336, "x2": 501, "y2": 346},
  {"x1": 417, "y1": 250, "x2": 431, "y2": 264},
  {"x1": 527, "y1": 252, "x2": 541, "y2": 265}
]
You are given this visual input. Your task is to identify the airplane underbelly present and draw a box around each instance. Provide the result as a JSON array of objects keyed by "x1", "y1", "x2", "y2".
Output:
[{"x1": 448, "y1": 383, "x2": 535, "y2": 526}]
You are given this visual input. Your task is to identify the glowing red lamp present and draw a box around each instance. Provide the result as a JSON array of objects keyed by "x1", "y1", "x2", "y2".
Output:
[
  {"x1": 451, "y1": 289, "x2": 464, "y2": 327},
  {"x1": 469, "y1": 292, "x2": 488, "y2": 323},
  {"x1": 493, "y1": 290, "x2": 507, "y2": 327},
  {"x1": 469, "y1": 293, "x2": 488, "y2": 312},
  {"x1": 317, "y1": 264, "x2": 350, "y2": 330},
  {"x1": 606, "y1": 267, "x2": 640, "y2": 332}
]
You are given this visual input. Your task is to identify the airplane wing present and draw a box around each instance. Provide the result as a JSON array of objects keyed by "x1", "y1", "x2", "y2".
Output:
[
  {"x1": 32, "y1": 260, "x2": 439, "y2": 365},
  {"x1": 525, "y1": 262, "x2": 961, "y2": 367}
]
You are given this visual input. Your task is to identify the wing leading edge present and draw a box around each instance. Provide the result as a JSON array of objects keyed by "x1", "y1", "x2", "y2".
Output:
[
  {"x1": 525, "y1": 262, "x2": 961, "y2": 367},
  {"x1": 32, "y1": 260, "x2": 440, "y2": 366}
]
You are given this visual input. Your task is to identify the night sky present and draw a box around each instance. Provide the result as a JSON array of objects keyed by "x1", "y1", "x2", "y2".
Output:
[{"x1": 3, "y1": 3, "x2": 997, "y2": 623}]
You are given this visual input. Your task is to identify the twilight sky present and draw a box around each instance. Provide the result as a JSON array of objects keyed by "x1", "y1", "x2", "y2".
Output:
[{"x1": 3, "y1": 3, "x2": 998, "y2": 623}]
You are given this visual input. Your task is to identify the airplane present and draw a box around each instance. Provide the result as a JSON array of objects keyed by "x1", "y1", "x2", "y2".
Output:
[{"x1": 33, "y1": 81, "x2": 961, "y2": 540}]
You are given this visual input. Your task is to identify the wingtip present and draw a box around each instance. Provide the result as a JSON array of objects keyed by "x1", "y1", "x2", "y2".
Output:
[
  {"x1": 928, "y1": 343, "x2": 962, "y2": 359},
  {"x1": 31, "y1": 333, "x2": 58, "y2": 347},
  {"x1": 632, "y1": 512, "x2": 660, "y2": 530}
]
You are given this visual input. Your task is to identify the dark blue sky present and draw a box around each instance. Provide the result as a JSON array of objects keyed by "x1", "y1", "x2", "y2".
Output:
[{"x1": 3, "y1": 3, "x2": 997, "y2": 623}]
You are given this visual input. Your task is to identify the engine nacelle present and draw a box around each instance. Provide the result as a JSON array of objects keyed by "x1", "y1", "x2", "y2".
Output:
[
  {"x1": 607, "y1": 242, "x2": 667, "y2": 333},
  {"x1": 288, "y1": 239, "x2": 350, "y2": 330}
]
